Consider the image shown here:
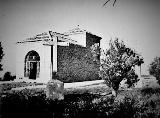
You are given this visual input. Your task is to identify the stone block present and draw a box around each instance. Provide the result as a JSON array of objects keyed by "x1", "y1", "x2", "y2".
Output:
[{"x1": 46, "y1": 79, "x2": 64, "y2": 100}]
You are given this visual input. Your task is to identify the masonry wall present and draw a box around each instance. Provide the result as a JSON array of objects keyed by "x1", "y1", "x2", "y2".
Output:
[
  {"x1": 86, "y1": 32, "x2": 101, "y2": 47},
  {"x1": 57, "y1": 33, "x2": 101, "y2": 83}
]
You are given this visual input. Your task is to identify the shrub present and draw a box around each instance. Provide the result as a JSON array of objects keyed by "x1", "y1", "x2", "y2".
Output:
[
  {"x1": 0, "y1": 82, "x2": 42, "y2": 92},
  {"x1": 141, "y1": 87, "x2": 160, "y2": 96},
  {"x1": 149, "y1": 57, "x2": 160, "y2": 84},
  {"x1": 100, "y1": 38, "x2": 144, "y2": 96},
  {"x1": 3, "y1": 72, "x2": 16, "y2": 81},
  {"x1": 1, "y1": 87, "x2": 160, "y2": 118}
]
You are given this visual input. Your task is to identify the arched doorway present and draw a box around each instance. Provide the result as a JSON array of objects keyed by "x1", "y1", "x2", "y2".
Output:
[{"x1": 24, "y1": 50, "x2": 40, "y2": 80}]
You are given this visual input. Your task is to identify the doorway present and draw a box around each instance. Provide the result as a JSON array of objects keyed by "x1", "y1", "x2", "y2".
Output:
[
  {"x1": 24, "y1": 50, "x2": 40, "y2": 80},
  {"x1": 29, "y1": 62, "x2": 37, "y2": 79}
]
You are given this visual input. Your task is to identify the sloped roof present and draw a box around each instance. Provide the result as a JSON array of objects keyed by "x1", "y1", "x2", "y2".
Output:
[
  {"x1": 17, "y1": 27, "x2": 101, "y2": 44},
  {"x1": 49, "y1": 31, "x2": 77, "y2": 44},
  {"x1": 17, "y1": 32, "x2": 51, "y2": 43},
  {"x1": 17, "y1": 31, "x2": 78, "y2": 44},
  {"x1": 63, "y1": 27, "x2": 86, "y2": 35},
  {"x1": 63, "y1": 26, "x2": 102, "y2": 39}
]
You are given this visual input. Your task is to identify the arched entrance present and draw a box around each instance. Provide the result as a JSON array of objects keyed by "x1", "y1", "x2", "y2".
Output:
[{"x1": 24, "y1": 50, "x2": 40, "y2": 80}]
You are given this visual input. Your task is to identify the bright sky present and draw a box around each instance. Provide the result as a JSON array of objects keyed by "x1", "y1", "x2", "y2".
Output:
[{"x1": 0, "y1": 0, "x2": 160, "y2": 76}]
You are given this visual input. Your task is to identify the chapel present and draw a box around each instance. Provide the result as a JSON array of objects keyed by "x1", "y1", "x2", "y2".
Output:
[{"x1": 16, "y1": 27, "x2": 102, "y2": 83}]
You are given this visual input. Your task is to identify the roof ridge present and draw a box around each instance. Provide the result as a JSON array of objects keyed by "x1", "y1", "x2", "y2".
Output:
[{"x1": 63, "y1": 26, "x2": 87, "y2": 35}]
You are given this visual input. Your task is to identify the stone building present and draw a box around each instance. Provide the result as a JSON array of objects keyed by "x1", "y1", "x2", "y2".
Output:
[{"x1": 16, "y1": 27, "x2": 101, "y2": 83}]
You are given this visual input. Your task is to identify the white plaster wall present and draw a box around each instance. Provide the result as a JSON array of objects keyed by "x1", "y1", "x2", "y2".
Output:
[
  {"x1": 40, "y1": 43, "x2": 51, "y2": 83},
  {"x1": 16, "y1": 41, "x2": 52, "y2": 83},
  {"x1": 69, "y1": 32, "x2": 86, "y2": 47},
  {"x1": 52, "y1": 37, "x2": 57, "y2": 72}
]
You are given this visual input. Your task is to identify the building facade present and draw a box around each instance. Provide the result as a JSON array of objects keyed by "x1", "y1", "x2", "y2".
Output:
[{"x1": 16, "y1": 27, "x2": 101, "y2": 83}]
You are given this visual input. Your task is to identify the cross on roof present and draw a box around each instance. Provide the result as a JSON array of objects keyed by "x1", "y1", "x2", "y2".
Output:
[{"x1": 48, "y1": 31, "x2": 77, "y2": 44}]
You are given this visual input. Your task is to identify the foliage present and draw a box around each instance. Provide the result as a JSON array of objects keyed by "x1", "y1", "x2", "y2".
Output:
[
  {"x1": 0, "y1": 42, "x2": 4, "y2": 71},
  {"x1": 141, "y1": 87, "x2": 160, "y2": 96},
  {"x1": 1, "y1": 87, "x2": 160, "y2": 118},
  {"x1": 149, "y1": 57, "x2": 160, "y2": 84},
  {"x1": 3, "y1": 71, "x2": 16, "y2": 81},
  {"x1": 100, "y1": 38, "x2": 144, "y2": 91},
  {"x1": 0, "y1": 82, "x2": 45, "y2": 92}
]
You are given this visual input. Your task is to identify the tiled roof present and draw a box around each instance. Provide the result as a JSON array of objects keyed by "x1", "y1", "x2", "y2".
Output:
[
  {"x1": 17, "y1": 32, "x2": 51, "y2": 43},
  {"x1": 49, "y1": 31, "x2": 78, "y2": 44},
  {"x1": 63, "y1": 26, "x2": 102, "y2": 39},
  {"x1": 17, "y1": 31, "x2": 78, "y2": 44},
  {"x1": 63, "y1": 27, "x2": 86, "y2": 35},
  {"x1": 17, "y1": 27, "x2": 101, "y2": 44}
]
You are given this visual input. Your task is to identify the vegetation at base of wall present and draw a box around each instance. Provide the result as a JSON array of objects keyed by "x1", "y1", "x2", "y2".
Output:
[
  {"x1": 149, "y1": 57, "x2": 160, "y2": 85},
  {"x1": 1, "y1": 86, "x2": 160, "y2": 118},
  {"x1": 2, "y1": 71, "x2": 16, "y2": 81},
  {"x1": 141, "y1": 87, "x2": 160, "y2": 95},
  {"x1": 0, "y1": 82, "x2": 45, "y2": 91}
]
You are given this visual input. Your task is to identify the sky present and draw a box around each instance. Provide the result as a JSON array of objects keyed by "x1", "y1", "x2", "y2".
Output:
[{"x1": 0, "y1": 0, "x2": 160, "y2": 76}]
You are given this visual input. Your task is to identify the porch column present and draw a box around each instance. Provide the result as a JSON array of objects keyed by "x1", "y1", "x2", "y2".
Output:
[{"x1": 52, "y1": 37, "x2": 58, "y2": 72}]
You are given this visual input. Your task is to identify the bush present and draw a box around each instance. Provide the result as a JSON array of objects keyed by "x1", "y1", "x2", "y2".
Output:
[
  {"x1": 100, "y1": 38, "x2": 143, "y2": 96},
  {"x1": 141, "y1": 87, "x2": 160, "y2": 95},
  {"x1": 1, "y1": 87, "x2": 160, "y2": 118},
  {"x1": 1, "y1": 89, "x2": 101, "y2": 118},
  {"x1": 3, "y1": 72, "x2": 16, "y2": 81},
  {"x1": 149, "y1": 57, "x2": 160, "y2": 84}
]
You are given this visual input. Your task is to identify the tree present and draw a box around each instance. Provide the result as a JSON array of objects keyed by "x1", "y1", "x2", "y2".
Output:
[
  {"x1": 0, "y1": 42, "x2": 4, "y2": 71},
  {"x1": 99, "y1": 38, "x2": 144, "y2": 96},
  {"x1": 149, "y1": 57, "x2": 160, "y2": 84},
  {"x1": 103, "y1": 0, "x2": 117, "y2": 7}
]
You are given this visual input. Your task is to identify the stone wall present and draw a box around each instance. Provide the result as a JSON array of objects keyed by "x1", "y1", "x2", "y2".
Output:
[
  {"x1": 57, "y1": 32, "x2": 101, "y2": 82},
  {"x1": 86, "y1": 32, "x2": 101, "y2": 48},
  {"x1": 57, "y1": 44, "x2": 100, "y2": 82}
]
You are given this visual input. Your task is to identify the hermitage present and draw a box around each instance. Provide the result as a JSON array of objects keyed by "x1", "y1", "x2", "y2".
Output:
[{"x1": 16, "y1": 27, "x2": 101, "y2": 83}]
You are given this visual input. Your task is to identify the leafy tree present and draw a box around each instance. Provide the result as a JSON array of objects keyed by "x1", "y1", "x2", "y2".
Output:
[
  {"x1": 0, "y1": 42, "x2": 4, "y2": 71},
  {"x1": 99, "y1": 38, "x2": 144, "y2": 96},
  {"x1": 149, "y1": 57, "x2": 160, "y2": 84}
]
